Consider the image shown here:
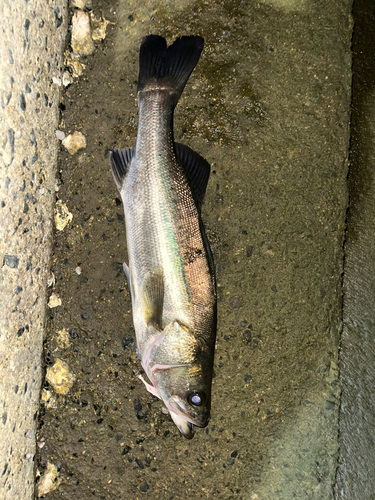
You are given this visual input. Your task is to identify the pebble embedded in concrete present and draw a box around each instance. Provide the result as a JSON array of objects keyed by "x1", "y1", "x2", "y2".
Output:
[
  {"x1": 64, "y1": 51, "x2": 86, "y2": 77},
  {"x1": 41, "y1": 389, "x2": 52, "y2": 403},
  {"x1": 55, "y1": 130, "x2": 65, "y2": 140},
  {"x1": 56, "y1": 328, "x2": 71, "y2": 349},
  {"x1": 62, "y1": 71, "x2": 73, "y2": 86},
  {"x1": 47, "y1": 272, "x2": 56, "y2": 288},
  {"x1": 52, "y1": 76, "x2": 62, "y2": 86},
  {"x1": 71, "y1": 10, "x2": 95, "y2": 56},
  {"x1": 54, "y1": 199, "x2": 73, "y2": 231},
  {"x1": 46, "y1": 358, "x2": 75, "y2": 395},
  {"x1": 70, "y1": 0, "x2": 92, "y2": 9},
  {"x1": 37, "y1": 462, "x2": 60, "y2": 498},
  {"x1": 90, "y1": 11, "x2": 115, "y2": 41},
  {"x1": 62, "y1": 130, "x2": 86, "y2": 154},
  {"x1": 41, "y1": 389, "x2": 57, "y2": 409},
  {"x1": 48, "y1": 292, "x2": 62, "y2": 308}
]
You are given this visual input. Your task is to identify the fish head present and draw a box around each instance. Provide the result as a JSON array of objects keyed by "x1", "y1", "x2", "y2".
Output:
[
  {"x1": 152, "y1": 363, "x2": 212, "y2": 439},
  {"x1": 140, "y1": 320, "x2": 214, "y2": 438}
]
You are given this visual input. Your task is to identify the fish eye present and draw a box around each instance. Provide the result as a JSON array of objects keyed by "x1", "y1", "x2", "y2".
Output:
[{"x1": 187, "y1": 391, "x2": 206, "y2": 407}]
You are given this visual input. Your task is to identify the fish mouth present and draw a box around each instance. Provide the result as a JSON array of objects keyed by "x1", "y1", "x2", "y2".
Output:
[
  {"x1": 170, "y1": 412, "x2": 195, "y2": 439},
  {"x1": 167, "y1": 397, "x2": 209, "y2": 439}
]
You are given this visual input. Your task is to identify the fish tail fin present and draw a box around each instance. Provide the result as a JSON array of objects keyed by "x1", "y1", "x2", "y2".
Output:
[{"x1": 137, "y1": 35, "x2": 204, "y2": 105}]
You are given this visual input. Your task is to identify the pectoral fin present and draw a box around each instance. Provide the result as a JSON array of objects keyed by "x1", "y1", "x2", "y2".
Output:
[
  {"x1": 123, "y1": 262, "x2": 130, "y2": 281},
  {"x1": 142, "y1": 268, "x2": 164, "y2": 330},
  {"x1": 123, "y1": 262, "x2": 134, "y2": 299},
  {"x1": 138, "y1": 374, "x2": 161, "y2": 399}
]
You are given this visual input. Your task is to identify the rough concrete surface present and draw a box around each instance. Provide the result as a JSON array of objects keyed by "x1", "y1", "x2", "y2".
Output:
[
  {"x1": 0, "y1": 1, "x2": 67, "y2": 499},
  {"x1": 35, "y1": 1, "x2": 353, "y2": 499},
  {"x1": 335, "y1": 2, "x2": 375, "y2": 498}
]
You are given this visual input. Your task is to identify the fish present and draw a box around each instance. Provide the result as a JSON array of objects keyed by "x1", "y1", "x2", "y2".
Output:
[{"x1": 109, "y1": 35, "x2": 216, "y2": 439}]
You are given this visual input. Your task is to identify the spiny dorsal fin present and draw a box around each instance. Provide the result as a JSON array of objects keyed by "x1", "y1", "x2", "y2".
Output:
[
  {"x1": 174, "y1": 142, "x2": 211, "y2": 212},
  {"x1": 141, "y1": 268, "x2": 164, "y2": 330},
  {"x1": 109, "y1": 148, "x2": 135, "y2": 189}
]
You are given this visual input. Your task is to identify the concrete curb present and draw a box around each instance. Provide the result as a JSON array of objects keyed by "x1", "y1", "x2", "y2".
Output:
[
  {"x1": 336, "y1": 2, "x2": 375, "y2": 497},
  {"x1": 0, "y1": 1, "x2": 67, "y2": 498}
]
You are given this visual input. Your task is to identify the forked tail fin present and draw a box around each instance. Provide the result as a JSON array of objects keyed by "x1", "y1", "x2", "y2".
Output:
[{"x1": 137, "y1": 35, "x2": 204, "y2": 106}]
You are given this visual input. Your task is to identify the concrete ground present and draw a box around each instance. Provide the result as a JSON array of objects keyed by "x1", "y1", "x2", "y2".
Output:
[{"x1": 34, "y1": 1, "x2": 353, "y2": 499}]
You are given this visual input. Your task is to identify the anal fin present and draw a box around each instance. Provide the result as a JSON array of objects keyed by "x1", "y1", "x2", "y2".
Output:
[
  {"x1": 123, "y1": 262, "x2": 130, "y2": 282},
  {"x1": 138, "y1": 374, "x2": 161, "y2": 399},
  {"x1": 123, "y1": 262, "x2": 134, "y2": 299}
]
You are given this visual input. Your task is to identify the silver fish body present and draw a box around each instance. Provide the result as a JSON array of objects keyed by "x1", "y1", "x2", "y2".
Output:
[{"x1": 110, "y1": 36, "x2": 216, "y2": 439}]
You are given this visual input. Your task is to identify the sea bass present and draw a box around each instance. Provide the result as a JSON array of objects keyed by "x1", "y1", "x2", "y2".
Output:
[{"x1": 109, "y1": 35, "x2": 216, "y2": 439}]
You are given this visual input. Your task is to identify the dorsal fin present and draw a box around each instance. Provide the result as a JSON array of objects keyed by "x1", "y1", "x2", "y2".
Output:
[
  {"x1": 109, "y1": 148, "x2": 135, "y2": 189},
  {"x1": 174, "y1": 143, "x2": 211, "y2": 212},
  {"x1": 141, "y1": 268, "x2": 164, "y2": 330}
]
